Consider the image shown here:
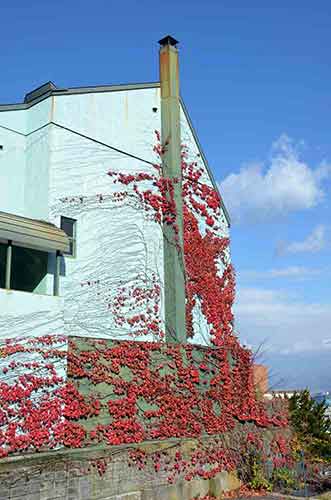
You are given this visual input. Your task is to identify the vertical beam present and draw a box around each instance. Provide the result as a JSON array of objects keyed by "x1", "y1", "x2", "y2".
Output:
[
  {"x1": 5, "y1": 241, "x2": 12, "y2": 289},
  {"x1": 53, "y1": 251, "x2": 61, "y2": 296},
  {"x1": 159, "y1": 36, "x2": 186, "y2": 343}
]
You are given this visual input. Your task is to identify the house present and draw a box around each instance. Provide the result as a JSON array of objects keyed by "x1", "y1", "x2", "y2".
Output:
[
  {"x1": 0, "y1": 38, "x2": 290, "y2": 500},
  {"x1": 0, "y1": 36, "x2": 230, "y2": 347}
]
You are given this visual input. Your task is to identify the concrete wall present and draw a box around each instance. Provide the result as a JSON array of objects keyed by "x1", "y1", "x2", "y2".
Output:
[
  {"x1": 46, "y1": 90, "x2": 231, "y2": 345},
  {"x1": 253, "y1": 364, "x2": 269, "y2": 395}
]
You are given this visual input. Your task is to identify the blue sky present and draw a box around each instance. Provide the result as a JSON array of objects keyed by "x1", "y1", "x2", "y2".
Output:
[{"x1": 1, "y1": 0, "x2": 330, "y2": 391}]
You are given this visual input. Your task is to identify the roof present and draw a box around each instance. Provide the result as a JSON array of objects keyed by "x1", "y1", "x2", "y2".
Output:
[
  {"x1": 0, "y1": 211, "x2": 70, "y2": 253},
  {"x1": 0, "y1": 81, "x2": 230, "y2": 226}
]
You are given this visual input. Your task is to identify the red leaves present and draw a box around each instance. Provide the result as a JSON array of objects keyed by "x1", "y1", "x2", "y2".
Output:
[
  {"x1": 54, "y1": 421, "x2": 86, "y2": 448},
  {"x1": 59, "y1": 383, "x2": 100, "y2": 419},
  {"x1": 184, "y1": 208, "x2": 235, "y2": 346},
  {"x1": 110, "y1": 273, "x2": 163, "y2": 340},
  {"x1": 108, "y1": 396, "x2": 137, "y2": 419},
  {"x1": 0, "y1": 136, "x2": 290, "y2": 469},
  {"x1": 94, "y1": 419, "x2": 145, "y2": 445}
]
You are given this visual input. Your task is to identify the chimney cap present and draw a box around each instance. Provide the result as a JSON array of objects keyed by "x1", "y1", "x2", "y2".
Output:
[{"x1": 158, "y1": 35, "x2": 179, "y2": 47}]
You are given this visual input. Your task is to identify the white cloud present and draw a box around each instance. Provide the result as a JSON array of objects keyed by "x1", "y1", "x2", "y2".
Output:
[
  {"x1": 219, "y1": 135, "x2": 331, "y2": 223},
  {"x1": 241, "y1": 266, "x2": 323, "y2": 280},
  {"x1": 277, "y1": 225, "x2": 326, "y2": 255},
  {"x1": 234, "y1": 286, "x2": 331, "y2": 354}
]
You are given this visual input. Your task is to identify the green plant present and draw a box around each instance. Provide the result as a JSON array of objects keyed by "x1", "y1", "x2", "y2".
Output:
[
  {"x1": 289, "y1": 390, "x2": 331, "y2": 461},
  {"x1": 249, "y1": 460, "x2": 273, "y2": 491},
  {"x1": 272, "y1": 466, "x2": 297, "y2": 490},
  {"x1": 289, "y1": 390, "x2": 331, "y2": 440}
]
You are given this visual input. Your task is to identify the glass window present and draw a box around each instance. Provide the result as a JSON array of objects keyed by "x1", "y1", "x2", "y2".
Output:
[
  {"x1": 0, "y1": 243, "x2": 48, "y2": 293},
  {"x1": 60, "y1": 216, "x2": 77, "y2": 257}
]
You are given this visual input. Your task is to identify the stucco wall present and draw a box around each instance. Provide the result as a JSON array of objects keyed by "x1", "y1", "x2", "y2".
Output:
[
  {"x1": 0, "y1": 99, "x2": 53, "y2": 220},
  {"x1": 24, "y1": 98, "x2": 53, "y2": 220},
  {"x1": 0, "y1": 289, "x2": 64, "y2": 339},
  {"x1": 48, "y1": 89, "x2": 164, "y2": 341},
  {"x1": 0, "y1": 110, "x2": 26, "y2": 217}
]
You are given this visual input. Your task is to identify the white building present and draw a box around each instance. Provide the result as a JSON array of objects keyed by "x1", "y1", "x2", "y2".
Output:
[{"x1": 0, "y1": 38, "x2": 230, "y2": 347}]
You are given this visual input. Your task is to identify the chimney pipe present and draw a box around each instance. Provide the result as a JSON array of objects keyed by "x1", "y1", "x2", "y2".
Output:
[{"x1": 159, "y1": 35, "x2": 186, "y2": 343}]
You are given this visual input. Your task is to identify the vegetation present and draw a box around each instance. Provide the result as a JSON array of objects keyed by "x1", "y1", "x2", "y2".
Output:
[
  {"x1": 248, "y1": 459, "x2": 272, "y2": 492},
  {"x1": 289, "y1": 389, "x2": 331, "y2": 462},
  {"x1": 271, "y1": 466, "x2": 297, "y2": 491}
]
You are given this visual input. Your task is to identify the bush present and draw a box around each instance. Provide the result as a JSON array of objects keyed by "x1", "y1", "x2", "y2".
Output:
[
  {"x1": 249, "y1": 460, "x2": 272, "y2": 492},
  {"x1": 272, "y1": 466, "x2": 298, "y2": 491}
]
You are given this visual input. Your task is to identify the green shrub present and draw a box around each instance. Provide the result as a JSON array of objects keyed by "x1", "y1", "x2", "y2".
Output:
[
  {"x1": 289, "y1": 390, "x2": 331, "y2": 462},
  {"x1": 249, "y1": 460, "x2": 272, "y2": 491},
  {"x1": 272, "y1": 466, "x2": 297, "y2": 490}
]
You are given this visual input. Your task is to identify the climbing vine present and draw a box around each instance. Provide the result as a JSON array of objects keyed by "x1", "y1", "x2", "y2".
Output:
[{"x1": 0, "y1": 131, "x2": 290, "y2": 491}]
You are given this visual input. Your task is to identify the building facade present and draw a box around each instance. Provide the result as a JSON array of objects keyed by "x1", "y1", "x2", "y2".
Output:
[
  {"x1": 0, "y1": 42, "x2": 291, "y2": 500},
  {"x1": 0, "y1": 43, "x2": 230, "y2": 348}
]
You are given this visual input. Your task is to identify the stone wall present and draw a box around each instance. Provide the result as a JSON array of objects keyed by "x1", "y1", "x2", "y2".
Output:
[{"x1": 0, "y1": 440, "x2": 241, "y2": 500}]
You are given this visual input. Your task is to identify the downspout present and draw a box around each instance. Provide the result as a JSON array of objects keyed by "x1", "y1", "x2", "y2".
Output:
[{"x1": 159, "y1": 35, "x2": 186, "y2": 343}]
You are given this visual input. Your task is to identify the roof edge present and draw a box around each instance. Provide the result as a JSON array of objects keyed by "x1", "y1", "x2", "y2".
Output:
[{"x1": 0, "y1": 82, "x2": 160, "y2": 112}]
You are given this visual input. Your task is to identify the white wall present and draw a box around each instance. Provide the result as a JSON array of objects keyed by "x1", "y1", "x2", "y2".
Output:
[
  {"x1": 0, "y1": 110, "x2": 26, "y2": 216},
  {"x1": 49, "y1": 88, "x2": 164, "y2": 341},
  {"x1": 0, "y1": 288, "x2": 64, "y2": 339},
  {"x1": 0, "y1": 88, "x2": 231, "y2": 348}
]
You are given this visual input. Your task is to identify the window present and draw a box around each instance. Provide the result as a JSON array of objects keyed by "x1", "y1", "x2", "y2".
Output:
[
  {"x1": 60, "y1": 217, "x2": 77, "y2": 257},
  {"x1": 0, "y1": 211, "x2": 70, "y2": 296},
  {"x1": 0, "y1": 243, "x2": 48, "y2": 293},
  {"x1": 0, "y1": 244, "x2": 6, "y2": 289}
]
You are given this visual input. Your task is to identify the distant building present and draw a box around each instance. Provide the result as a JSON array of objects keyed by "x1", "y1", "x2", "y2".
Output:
[
  {"x1": 253, "y1": 364, "x2": 268, "y2": 394},
  {"x1": 264, "y1": 389, "x2": 305, "y2": 400}
]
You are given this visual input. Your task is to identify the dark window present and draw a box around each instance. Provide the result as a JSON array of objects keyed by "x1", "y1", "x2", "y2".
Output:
[
  {"x1": 60, "y1": 216, "x2": 77, "y2": 257},
  {"x1": 0, "y1": 244, "x2": 6, "y2": 289},
  {"x1": 0, "y1": 243, "x2": 48, "y2": 293}
]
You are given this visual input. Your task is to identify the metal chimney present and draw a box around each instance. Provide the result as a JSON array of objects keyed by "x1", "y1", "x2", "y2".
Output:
[{"x1": 158, "y1": 35, "x2": 186, "y2": 343}]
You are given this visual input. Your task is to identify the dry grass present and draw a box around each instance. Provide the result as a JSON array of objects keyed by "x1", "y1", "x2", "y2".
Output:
[{"x1": 315, "y1": 492, "x2": 331, "y2": 499}]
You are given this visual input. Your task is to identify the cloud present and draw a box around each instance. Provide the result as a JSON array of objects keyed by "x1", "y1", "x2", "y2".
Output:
[
  {"x1": 219, "y1": 135, "x2": 331, "y2": 224},
  {"x1": 277, "y1": 225, "x2": 326, "y2": 255},
  {"x1": 241, "y1": 266, "x2": 323, "y2": 280},
  {"x1": 234, "y1": 286, "x2": 331, "y2": 355}
]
